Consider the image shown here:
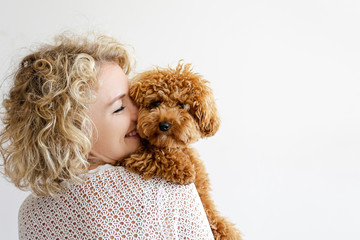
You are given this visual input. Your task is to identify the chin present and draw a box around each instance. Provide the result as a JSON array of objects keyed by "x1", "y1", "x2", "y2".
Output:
[{"x1": 128, "y1": 140, "x2": 141, "y2": 152}]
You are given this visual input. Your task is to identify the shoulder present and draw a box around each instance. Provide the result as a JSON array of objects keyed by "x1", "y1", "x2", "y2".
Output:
[
  {"x1": 19, "y1": 164, "x2": 198, "y2": 209},
  {"x1": 77, "y1": 164, "x2": 200, "y2": 198},
  {"x1": 18, "y1": 165, "x2": 210, "y2": 239}
]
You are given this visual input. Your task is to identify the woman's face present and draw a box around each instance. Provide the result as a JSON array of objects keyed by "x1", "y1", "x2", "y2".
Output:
[{"x1": 88, "y1": 62, "x2": 140, "y2": 167}]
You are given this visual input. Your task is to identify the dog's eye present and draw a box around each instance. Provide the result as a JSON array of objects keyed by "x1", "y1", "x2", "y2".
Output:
[
  {"x1": 178, "y1": 102, "x2": 185, "y2": 109},
  {"x1": 149, "y1": 100, "x2": 162, "y2": 109}
]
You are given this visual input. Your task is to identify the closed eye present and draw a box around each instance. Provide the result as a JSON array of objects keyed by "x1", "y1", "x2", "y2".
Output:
[{"x1": 113, "y1": 106, "x2": 125, "y2": 113}]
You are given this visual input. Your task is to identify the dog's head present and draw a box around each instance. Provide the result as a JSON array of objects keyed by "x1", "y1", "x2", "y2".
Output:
[{"x1": 130, "y1": 62, "x2": 220, "y2": 148}]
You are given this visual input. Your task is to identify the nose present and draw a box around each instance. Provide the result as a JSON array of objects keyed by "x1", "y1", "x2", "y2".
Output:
[
  {"x1": 159, "y1": 122, "x2": 171, "y2": 132},
  {"x1": 129, "y1": 100, "x2": 138, "y2": 121}
]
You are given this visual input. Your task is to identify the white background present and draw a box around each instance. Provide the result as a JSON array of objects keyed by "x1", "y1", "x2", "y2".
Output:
[{"x1": 1, "y1": 0, "x2": 360, "y2": 239}]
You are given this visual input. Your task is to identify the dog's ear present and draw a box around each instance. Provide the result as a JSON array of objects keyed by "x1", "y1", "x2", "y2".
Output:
[
  {"x1": 129, "y1": 72, "x2": 148, "y2": 106},
  {"x1": 193, "y1": 83, "x2": 221, "y2": 138},
  {"x1": 129, "y1": 81, "x2": 142, "y2": 105}
]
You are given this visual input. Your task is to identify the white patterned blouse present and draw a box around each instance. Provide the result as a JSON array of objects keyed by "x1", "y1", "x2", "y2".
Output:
[{"x1": 18, "y1": 164, "x2": 214, "y2": 240}]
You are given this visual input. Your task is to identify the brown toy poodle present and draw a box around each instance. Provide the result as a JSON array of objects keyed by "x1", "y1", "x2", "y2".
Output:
[{"x1": 120, "y1": 62, "x2": 242, "y2": 240}]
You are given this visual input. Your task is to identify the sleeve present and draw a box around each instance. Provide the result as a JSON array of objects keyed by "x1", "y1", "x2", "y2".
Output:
[
  {"x1": 100, "y1": 166, "x2": 214, "y2": 239},
  {"x1": 150, "y1": 181, "x2": 215, "y2": 239}
]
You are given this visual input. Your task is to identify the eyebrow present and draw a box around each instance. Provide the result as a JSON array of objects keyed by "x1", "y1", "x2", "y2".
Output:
[{"x1": 107, "y1": 93, "x2": 126, "y2": 107}]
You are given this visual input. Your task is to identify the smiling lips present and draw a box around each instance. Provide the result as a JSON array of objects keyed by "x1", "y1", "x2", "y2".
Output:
[{"x1": 125, "y1": 130, "x2": 138, "y2": 137}]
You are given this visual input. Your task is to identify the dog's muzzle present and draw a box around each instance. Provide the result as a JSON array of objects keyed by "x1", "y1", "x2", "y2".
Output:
[{"x1": 159, "y1": 122, "x2": 171, "y2": 132}]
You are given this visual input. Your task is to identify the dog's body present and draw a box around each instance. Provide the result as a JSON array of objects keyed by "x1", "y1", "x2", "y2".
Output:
[
  {"x1": 123, "y1": 141, "x2": 196, "y2": 184},
  {"x1": 120, "y1": 62, "x2": 242, "y2": 240}
]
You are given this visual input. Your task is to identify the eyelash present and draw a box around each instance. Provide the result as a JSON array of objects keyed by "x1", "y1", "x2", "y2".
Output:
[{"x1": 113, "y1": 106, "x2": 125, "y2": 113}]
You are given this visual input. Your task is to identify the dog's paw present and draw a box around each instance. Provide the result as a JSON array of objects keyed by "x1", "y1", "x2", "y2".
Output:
[
  {"x1": 172, "y1": 164, "x2": 196, "y2": 185},
  {"x1": 121, "y1": 152, "x2": 158, "y2": 179}
]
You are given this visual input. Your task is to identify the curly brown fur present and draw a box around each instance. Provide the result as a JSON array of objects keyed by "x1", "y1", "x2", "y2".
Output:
[{"x1": 119, "y1": 62, "x2": 242, "y2": 239}]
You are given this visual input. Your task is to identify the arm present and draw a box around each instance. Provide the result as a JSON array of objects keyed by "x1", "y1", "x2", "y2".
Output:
[{"x1": 153, "y1": 178, "x2": 214, "y2": 239}]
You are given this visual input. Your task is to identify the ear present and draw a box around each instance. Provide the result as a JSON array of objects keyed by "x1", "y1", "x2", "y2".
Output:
[{"x1": 194, "y1": 84, "x2": 221, "y2": 138}]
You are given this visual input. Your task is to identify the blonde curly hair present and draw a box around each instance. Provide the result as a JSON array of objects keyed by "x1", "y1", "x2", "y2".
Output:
[{"x1": 0, "y1": 33, "x2": 135, "y2": 196}]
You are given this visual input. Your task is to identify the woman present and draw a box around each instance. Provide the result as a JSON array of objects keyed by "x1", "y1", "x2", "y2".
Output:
[{"x1": 0, "y1": 33, "x2": 214, "y2": 239}]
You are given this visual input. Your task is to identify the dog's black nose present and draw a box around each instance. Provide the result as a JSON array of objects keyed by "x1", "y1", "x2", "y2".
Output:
[{"x1": 159, "y1": 122, "x2": 171, "y2": 132}]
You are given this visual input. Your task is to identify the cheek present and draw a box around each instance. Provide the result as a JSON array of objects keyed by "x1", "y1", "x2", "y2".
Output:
[
  {"x1": 114, "y1": 113, "x2": 134, "y2": 138},
  {"x1": 94, "y1": 115, "x2": 127, "y2": 144}
]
